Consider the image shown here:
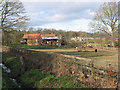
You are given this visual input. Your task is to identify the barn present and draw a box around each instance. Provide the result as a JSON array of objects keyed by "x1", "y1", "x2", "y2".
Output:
[{"x1": 22, "y1": 34, "x2": 61, "y2": 46}]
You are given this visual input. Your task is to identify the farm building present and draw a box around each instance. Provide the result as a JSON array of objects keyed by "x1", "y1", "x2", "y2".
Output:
[{"x1": 22, "y1": 34, "x2": 61, "y2": 46}]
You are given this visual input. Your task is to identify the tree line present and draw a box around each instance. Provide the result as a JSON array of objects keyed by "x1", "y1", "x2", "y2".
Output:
[{"x1": 1, "y1": 27, "x2": 106, "y2": 45}]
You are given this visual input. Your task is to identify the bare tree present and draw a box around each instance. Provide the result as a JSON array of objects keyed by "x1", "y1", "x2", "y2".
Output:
[
  {"x1": 90, "y1": 1, "x2": 118, "y2": 47},
  {"x1": 0, "y1": 0, "x2": 29, "y2": 44},
  {"x1": 0, "y1": 0, "x2": 29, "y2": 31}
]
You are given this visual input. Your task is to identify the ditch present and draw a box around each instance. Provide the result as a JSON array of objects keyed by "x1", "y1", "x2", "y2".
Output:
[
  {"x1": 2, "y1": 53, "x2": 86, "y2": 89},
  {"x1": 0, "y1": 63, "x2": 22, "y2": 88}
]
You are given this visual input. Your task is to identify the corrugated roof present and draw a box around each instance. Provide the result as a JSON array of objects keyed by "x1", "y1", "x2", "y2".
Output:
[{"x1": 42, "y1": 36, "x2": 58, "y2": 39}]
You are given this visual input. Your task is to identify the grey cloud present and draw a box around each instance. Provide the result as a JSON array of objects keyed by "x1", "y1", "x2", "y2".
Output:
[{"x1": 23, "y1": 2, "x2": 103, "y2": 26}]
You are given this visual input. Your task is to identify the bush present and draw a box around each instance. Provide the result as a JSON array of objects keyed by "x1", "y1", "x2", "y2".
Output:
[
  {"x1": 114, "y1": 41, "x2": 119, "y2": 47},
  {"x1": 21, "y1": 69, "x2": 46, "y2": 87},
  {"x1": 2, "y1": 71, "x2": 19, "y2": 89},
  {"x1": 4, "y1": 44, "x2": 67, "y2": 49},
  {"x1": 21, "y1": 69, "x2": 84, "y2": 88},
  {"x1": 2, "y1": 53, "x2": 22, "y2": 78}
]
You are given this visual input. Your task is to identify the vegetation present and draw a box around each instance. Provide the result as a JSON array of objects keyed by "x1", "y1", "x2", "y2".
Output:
[
  {"x1": 0, "y1": 0, "x2": 117, "y2": 47},
  {"x1": 21, "y1": 69, "x2": 86, "y2": 88},
  {"x1": 2, "y1": 45, "x2": 118, "y2": 89},
  {"x1": 2, "y1": 53, "x2": 87, "y2": 88},
  {"x1": 2, "y1": 71, "x2": 19, "y2": 89},
  {"x1": 90, "y1": 1, "x2": 118, "y2": 47},
  {"x1": 2, "y1": 28, "x2": 118, "y2": 49},
  {"x1": 0, "y1": 0, "x2": 29, "y2": 31},
  {"x1": 2, "y1": 53, "x2": 22, "y2": 78},
  {"x1": 4, "y1": 43, "x2": 72, "y2": 49},
  {"x1": 1, "y1": 0, "x2": 118, "y2": 89},
  {"x1": 2, "y1": 54, "x2": 21, "y2": 89},
  {"x1": 0, "y1": 0, "x2": 29, "y2": 44},
  {"x1": 20, "y1": 69, "x2": 46, "y2": 88}
]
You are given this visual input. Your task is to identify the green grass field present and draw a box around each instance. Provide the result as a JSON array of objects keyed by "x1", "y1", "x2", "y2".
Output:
[{"x1": 4, "y1": 44, "x2": 71, "y2": 49}]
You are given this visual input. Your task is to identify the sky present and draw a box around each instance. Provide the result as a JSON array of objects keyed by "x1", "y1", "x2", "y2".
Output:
[{"x1": 20, "y1": 0, "x2": 115, "y2": 32}]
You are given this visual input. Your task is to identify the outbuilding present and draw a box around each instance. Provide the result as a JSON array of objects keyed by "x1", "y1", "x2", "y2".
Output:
[{"x1": 22, "y1": 34, "x2": 61, "y2": 46}]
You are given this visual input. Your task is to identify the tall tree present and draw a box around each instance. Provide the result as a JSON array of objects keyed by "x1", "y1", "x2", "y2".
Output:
[
  {"x1": 90, "y1": 1, "x2": 118, "y2": 47},
  {"x1": 0, "y1": 0, "x2": 29, "y2": 31},
  {"x1": 0, "y1": 0, "x2": 29, "y2": 44}
]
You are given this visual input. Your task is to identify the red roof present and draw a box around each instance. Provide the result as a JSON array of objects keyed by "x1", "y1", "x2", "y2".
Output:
[
  {"x1": 22, "y1": 34, "x2": 56, "y2": 39},
  {"x1": 22, "y1": 34, "x2": 41, "y2": 39},
  {"x1": 41, "y1": 34, "x2": 56, "y2": 37}
]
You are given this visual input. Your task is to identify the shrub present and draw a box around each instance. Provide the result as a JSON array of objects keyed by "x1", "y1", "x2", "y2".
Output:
[
  {"x1": 2, "y1": 71, "x2": 19, "y2": 89},
  {"x1": 21, "y1": 69, "x2": 46, "y2": 87},
  {"x1": 21, "y1": 69, "x2": 84, "y2": 88},
  {"x1": 2, "y1": 53, "x2": 21, "y2": 78}
]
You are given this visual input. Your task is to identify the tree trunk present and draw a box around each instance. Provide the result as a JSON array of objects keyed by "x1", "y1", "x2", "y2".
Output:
[
  {"x1": 111, "y1": 40, "x2": 114, "y2": 47},
  {"x1": 111, "y1": 33, "x2": 115, "y2": 47}
]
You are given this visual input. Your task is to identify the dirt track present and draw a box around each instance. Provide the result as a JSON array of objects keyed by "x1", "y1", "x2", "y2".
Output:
[{"x1": 29, "y1": 48, "x2": 77, "y2": 52}]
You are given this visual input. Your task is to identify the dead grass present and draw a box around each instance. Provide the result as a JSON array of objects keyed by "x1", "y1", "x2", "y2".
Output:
[
  {"x1": 29, "y1": 48, "x2": 118, "y2": 71},
  {"x1": 29, "y1": 48, "x2": 77, "y2": 52}
]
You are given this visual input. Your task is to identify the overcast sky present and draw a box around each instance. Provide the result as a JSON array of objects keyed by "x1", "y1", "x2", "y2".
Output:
[{"x1": 20, "y1": 0, "x2": 114, "y2": 32}]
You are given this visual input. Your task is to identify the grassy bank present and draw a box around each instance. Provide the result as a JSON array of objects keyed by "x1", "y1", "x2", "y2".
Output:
[
  {"x1": 2, "y1": 71, "x2": 19, "y2": 89},
  {"x1": 2, "y1": 53, "x2": 22, "y2": 78},
  {"x1": 2, "y1": 53, "x2": 87, "y2": 88},
  {"x1": 2, "y1": 53, "x2": 22, "y2": 89},
  {"x1": 21, "y1": 69, "x2": 86, "y2": 88}
]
